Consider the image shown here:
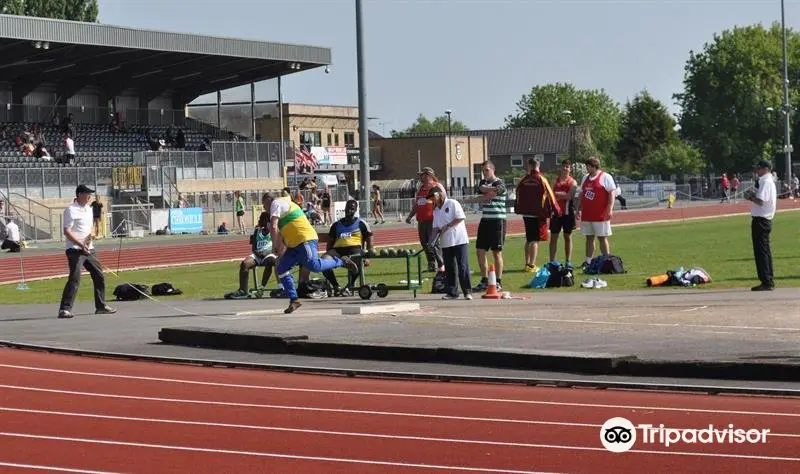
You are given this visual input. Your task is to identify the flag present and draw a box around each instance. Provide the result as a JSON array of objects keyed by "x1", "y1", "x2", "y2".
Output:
[{"x1": 294, "y1": 145, "x2": 318, "y2": 173}]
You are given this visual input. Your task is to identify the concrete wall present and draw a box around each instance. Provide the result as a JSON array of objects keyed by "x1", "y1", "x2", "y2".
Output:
[{"x1": 176, "y1": 177, "x2": 284, "y2": 194}]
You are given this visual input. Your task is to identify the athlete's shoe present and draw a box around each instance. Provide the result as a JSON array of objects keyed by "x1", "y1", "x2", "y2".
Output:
[
  {"x1": 284, "y1": 300, "x2": 302, "y2": 314},
  {"x1": 224, "y1": 289, "x2": 250, "y2": 300}
]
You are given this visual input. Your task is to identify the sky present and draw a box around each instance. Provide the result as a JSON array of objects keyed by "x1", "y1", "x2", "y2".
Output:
[{"x1": 97, "y1": 0, "x2": 796, "y2": 133}]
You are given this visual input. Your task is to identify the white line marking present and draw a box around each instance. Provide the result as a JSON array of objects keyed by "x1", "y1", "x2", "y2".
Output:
[
  {"x1": 1, "y1": 431, "x2": 797, "y2": 464},
  {"x1": 0, "y1": 462, "x2": 120, "y2": 474},
  {"x1": 0, "y1": 432, "x2": 562, "y2": 474},
  {"x1": 423, "y1": 316, "x2": 800, "y2": 332},
  {"x1": 681, "y1": 306, "x2": 708, "y2": 312},
  {"x1": 3, "y1": 406, "x2": 797, "y2": 442},
  {"x1": 1, "y1": 365, "x2": 798, "y2": 418},
  {"x1": 1, "y1": 384, "x2": 798, "y2": 430}
]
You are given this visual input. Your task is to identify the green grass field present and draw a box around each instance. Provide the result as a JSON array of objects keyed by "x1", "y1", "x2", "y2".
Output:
[{"x1": 2, "y1": 211, "x2": 798, "y2": 305}]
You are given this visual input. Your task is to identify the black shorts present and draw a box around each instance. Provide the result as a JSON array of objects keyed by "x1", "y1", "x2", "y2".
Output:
[
  {"x1": 523, "y1": 216, "x2": 549, "y2": 242},
  {"x1": 475, "y1": 218, "x2": 505, "y2": 251},
  {"x1": 236, "y1": 210, "x2": 245, "y2": 217},
  {"x1": 325, "y1": 246, "x2": 362, "y2": 258},
  {"x1": 549, "y1": 213, "x2": 576, "y2": 234}
]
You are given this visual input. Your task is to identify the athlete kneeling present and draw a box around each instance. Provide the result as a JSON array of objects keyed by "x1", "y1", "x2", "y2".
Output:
[{"x1": 225, "y1": 211, "x2": 279, "y2": 299}]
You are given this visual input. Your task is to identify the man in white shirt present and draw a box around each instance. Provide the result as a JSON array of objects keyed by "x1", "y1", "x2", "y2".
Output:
[
  {"x1": 744, "y1": 160, "x2": 777, "y2": 291},
  {"x1": 58, "y1": 184, "x2": 116, "y2": 319},
  {"x1": 429, "y1": 188, "x2": 473, "y2": 300},
  {"x1": 1, "y1": 217, "x2": 20, "y2": 253}
]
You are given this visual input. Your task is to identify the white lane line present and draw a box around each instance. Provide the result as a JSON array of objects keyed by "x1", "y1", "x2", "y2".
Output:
[
  {"x1": 0, "y1": 432, "x2": 561, "y2": 474},
  {"x1": 1, "y1": 431, "x2": 797, "y2": 464},
  {"x1": 3, "y1": 406, "x2": 797, "y2": 442},
  {"x1": 681, "y1": 306, "x2": 708, "y2": 312},
  {"x1": 1, "y1": 385, "x2": 799, "y2": 431},
  {"x1": 1, "y1": 365, "x2": 798, "y2": 418},
  {"x1": 0, "y1": 462, "x2": 120, "y2": 474}
]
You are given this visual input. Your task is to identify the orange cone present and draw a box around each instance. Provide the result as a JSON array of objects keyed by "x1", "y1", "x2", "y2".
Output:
[{"x1": 482, "y1": 264, "x2": 502, "y2": 299}]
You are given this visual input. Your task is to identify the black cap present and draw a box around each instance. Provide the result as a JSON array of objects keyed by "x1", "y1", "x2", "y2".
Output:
[
  {"x1": 754, "y1": 159, "x2": 772, "y2": 169},
  {"x1": 75, "y1": 184, "x2": 95, "y2": 195}
]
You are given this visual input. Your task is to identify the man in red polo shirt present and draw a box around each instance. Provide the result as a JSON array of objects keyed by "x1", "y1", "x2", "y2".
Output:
[
  {"x1": 576, "y1": 156, "x2": 617, "y2": 270},
  {"x1": 406, "y1": 167, "x2": 446, "y2": 272}
]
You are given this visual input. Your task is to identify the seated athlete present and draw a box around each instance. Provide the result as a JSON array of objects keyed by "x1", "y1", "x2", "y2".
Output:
[
  {"x1": 264, "y1": 192, "x2": 357, "y2": 313},
  {"x1": 224, "y1": 211, "x2": 279, "y2": 299},
  {"x1": 322, "y1": 199, "x2": 374, "y2": 296}
]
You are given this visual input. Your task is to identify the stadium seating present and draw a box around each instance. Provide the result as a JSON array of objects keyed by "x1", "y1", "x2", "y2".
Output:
[{"x1": 0, "y1": 121, "x2": 214, "y2": 169}]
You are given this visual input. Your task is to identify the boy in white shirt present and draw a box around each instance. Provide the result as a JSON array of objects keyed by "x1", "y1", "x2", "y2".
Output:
[{"x1": 429, "y1": 188, "x2": 473, "y2": 300}]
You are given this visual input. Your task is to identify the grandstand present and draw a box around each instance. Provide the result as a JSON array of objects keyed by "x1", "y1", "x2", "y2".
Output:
[{"x1": 0, "y1": 15, "x2": 331, "y2": 238}]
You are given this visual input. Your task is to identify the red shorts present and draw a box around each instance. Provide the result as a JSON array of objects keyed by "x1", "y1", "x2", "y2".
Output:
[{"x1": 523, "y1": 216, "x2": 549, "y2": 242}]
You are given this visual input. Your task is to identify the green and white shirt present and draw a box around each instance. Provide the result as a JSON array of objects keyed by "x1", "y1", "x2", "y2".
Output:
[{"x1": 476, "y1": 178, "x2": 507, "y2": 220}]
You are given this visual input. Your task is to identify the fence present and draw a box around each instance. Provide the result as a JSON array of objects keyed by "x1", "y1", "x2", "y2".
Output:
[
  {"x1": 133, "y1": 141, "x2": 290, "y2": 180},
  {"x1": 0, "y1": 166, "x2": 113, "y2": 200}
]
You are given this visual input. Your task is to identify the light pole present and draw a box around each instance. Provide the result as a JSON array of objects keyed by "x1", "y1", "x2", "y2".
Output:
[
  {"x1": 562, "y1": 110, "x2": 575, "y2": 162},
  {"x1": 445, "y1": 109, "x2": 452, "y2": 191},
  {"x1": 356, "y1": 0, "x2": 370, "y2": 202},
  {"x1": 780, "y1": 0, "x2": 793, "y2": 186}
]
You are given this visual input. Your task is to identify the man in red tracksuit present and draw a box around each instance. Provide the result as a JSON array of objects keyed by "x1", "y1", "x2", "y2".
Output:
[{"x1": 514, "y1": 157, "x2": 560, "y2": 273}]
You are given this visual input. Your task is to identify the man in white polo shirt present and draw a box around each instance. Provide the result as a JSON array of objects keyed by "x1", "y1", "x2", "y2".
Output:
[
  {"x1": 744, "y1": 160, "x2": 777, "y2": 291},
  {"x1": 58, "y1": 184, "x2": 116, "y2": 319},
  {"x1": 429, "y1": 187, "x2": 473, "y2": 300}
]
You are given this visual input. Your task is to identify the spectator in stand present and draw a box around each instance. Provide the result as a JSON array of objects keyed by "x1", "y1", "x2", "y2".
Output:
[
  {"x1": 576, "y1": 156, "x2": 617, "y2": 269},
  {"x1": 514, "y1": 157, "x2": 559, "y2": 273},
  {"x1": 406, "y1": 167, "x2": 446, "y2": 272},
  {"x1": 1, "y1": 217, "x2": 20, "y2": 253},
  {"x1": 62, "y1": 132, "x2": 76, "y2": 166},
  {"x1": 175, "y1": 128, "x2": 186, "y2": 149}
]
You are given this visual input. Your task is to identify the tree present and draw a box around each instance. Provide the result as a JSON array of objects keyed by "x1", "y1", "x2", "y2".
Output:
[
  {"x1": 643, "y1": 142, "x2": 705, "y2": 178},
  {"x1": 674, "y1": 23, "x2": 800, "y2": 175},
  {"x1": 504, "y1": 82, "x2": 622, "y2": 164},
  {"x1": 0, "y1": 0, "x2": 98, "y2": 21},
  {"x1": 617, "y1": 91, "x2": 677, "y2": 174},
  {"x1": 390, "y1": 114, "x2": 469, "y2": 137}
]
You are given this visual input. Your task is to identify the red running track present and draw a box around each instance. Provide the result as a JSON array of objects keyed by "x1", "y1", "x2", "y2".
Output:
[
  {"x1": 2, "y1": 201, "x2": 793, "y2": 284},
  {"x1": 0, "y1": 348, "x2": 798, "y2": 473}
]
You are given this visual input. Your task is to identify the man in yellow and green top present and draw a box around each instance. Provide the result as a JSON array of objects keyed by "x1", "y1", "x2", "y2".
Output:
[{"x1": 265, "y1": 192, "x2": 355, "y2": 313}]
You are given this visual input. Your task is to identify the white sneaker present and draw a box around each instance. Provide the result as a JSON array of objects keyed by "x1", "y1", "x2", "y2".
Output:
[
  {"x1": 464, "y1": 294, "x2": 473, "y2": 300},
  {"x1": 581, "y1": 279, "x2": 596, "y2": 289},
  {"x1": 442, "y1": 294, "x2": 459, "y2": 300},
  {"x1": 594, "y1": 279, "x2": 608, "y2": 288}
]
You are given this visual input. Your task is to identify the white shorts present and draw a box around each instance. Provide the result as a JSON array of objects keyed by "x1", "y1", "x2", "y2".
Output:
[
  {"x1": 580, "y1": 221, "x2": 612, "y2": 237},
  {"x1": 250, "y1": 253, "x2": 277, "y2": 266}
]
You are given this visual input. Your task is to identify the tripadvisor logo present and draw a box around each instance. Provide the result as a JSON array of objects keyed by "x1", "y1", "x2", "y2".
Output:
[{"x1": 600, "y1": 417, "x2": 770, "y2": 453}]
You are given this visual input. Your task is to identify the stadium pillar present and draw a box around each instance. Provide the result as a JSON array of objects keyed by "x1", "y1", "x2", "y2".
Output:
[
  {"x1": 216, "y1": 90, "x2": 222, "y2": 130},
  {"x1": 250, "y1": 82, "x2": 256, "y2": 141},
  {"x1": 781, "y1": 0, "x2": 793, "y2": 186},
  {"x1": 356, "y1": 0, "x2": 370, "y2": 203},
  {"x1": 278, "y1": 76, "x2": 286, "y2": 173}
]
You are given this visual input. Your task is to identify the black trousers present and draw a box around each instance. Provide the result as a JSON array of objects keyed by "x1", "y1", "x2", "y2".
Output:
[
  {"x1": 751, "y1": 217, "x2": 774, "y2": 287},
  {"x1": 442, "y1": 243, "x2": 471, "y2": 297},
  {"x1": 322, "y1": 247, "x2": 362, "y2": 289},
  {"x1": 1, "y1": 239, "x2": 20, "y2": 252},
  {"x1": 418, "y1": 220, "x2": 444, "y2": 269},
  {"x1": 59, "y1": 249, "x2": 108, "y2": 312}
]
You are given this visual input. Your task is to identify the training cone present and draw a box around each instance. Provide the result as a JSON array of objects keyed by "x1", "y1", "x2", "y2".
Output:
[{"x1": 481, "y1": 264, "x2": 503, "y2": 299}]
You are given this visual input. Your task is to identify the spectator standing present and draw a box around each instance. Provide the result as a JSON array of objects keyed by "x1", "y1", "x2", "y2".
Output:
[
  {"x1": 720, "y1": 173, "x2": 730, "y2": 203},
  {"x1": 234, "y1": 191, "x2": 246, "y2": 234},
  {"x1": 548, "y1": 160, "x2": 578, "y2": 268},
  {"x1": 473, "y1": 160, "x2": 507, "y2": 291},
  {"x1": 745, "y1": 160, "x2": 777, "y2": 291},
  {"x1": 429, "y1": 188, "x2": 472, "y2": 300},
  {"x1": 406, "y1": 167, "x2": 446, "y2": 272},
  {"x1": 576, "y1": 156, "x2": 617, "y2": 269},
  {"x1": 320, "y1": 186, "x2": 332, "y2": 225},
  {"x1": 90, "y1": 197, "x2": 103, "y2": 238},
  {"x1": 514, "y1": 157, "x2": 560, "y2": 273}
]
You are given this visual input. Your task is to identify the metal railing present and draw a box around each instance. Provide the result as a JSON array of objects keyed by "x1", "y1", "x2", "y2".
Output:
[{"x1": 0, "y1": 166, "x2": 113, "y2": 201}]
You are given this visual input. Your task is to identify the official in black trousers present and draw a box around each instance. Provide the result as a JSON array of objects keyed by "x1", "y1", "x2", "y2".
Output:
[
  {"x1": 58, "y1": 184, "x2": 117, "y2": 319},
  {"x1": 745, "y1": 160, "x2": 777, "y2": 291}
]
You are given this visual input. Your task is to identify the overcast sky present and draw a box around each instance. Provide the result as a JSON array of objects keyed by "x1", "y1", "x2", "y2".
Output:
[{"x1": 98, "y1": 0, "x2": 794, "y2": 132}]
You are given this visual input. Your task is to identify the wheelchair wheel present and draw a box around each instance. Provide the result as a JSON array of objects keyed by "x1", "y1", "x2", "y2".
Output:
[
  {"x1": 376, "y1": 283, "x2": 389, "y2": 298},
  {"x1": 358, "y1": 285, "x2": 372, "y2": 300}
]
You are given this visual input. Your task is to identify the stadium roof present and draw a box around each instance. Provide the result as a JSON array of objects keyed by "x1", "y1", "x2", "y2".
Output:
[{"x1": 0, "y1": 14, "x2": 331, "y2": 102}]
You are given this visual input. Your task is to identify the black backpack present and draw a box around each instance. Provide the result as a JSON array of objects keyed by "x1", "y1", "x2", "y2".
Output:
[
  {"x1": 586, "y1": 255, "x2": 626, "y2": 274},
  {"x1": 298, "y1": 279, "x2": 329, "y2": 299},
  {"x1": 431, "y1": 271, "x2": 448, "y2": 294},
  {"x1": 152, "y1": 282, "x2": 183, "y2": 296},
  {"x1": 545, "y1": 263, "x2": 575, "y2": 288},
  {"x1": 113, "y1": 283, "x2": 149, "y2": 301}
]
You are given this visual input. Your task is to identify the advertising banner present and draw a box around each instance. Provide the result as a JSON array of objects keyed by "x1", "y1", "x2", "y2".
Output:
[{"x1": 169, "y1": 207, "x2": 203, "y2": 233}]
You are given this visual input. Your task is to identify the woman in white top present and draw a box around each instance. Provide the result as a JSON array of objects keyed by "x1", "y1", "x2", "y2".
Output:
[{"x1": 429, "y1": 188, "x2": 473, "y2": 300}]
